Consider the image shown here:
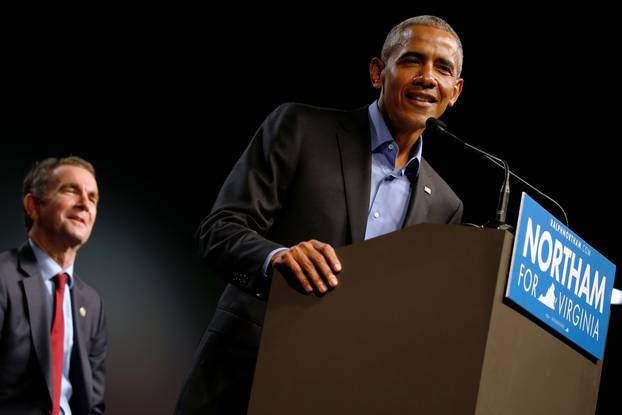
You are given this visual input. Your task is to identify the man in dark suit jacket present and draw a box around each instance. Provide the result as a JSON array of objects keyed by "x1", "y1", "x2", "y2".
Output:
[
  {"x1": 0, "y1": 156, "x2": 106, "y2": 415},
  {"x1": 176, "y1": 15, "x2": 465, "y2": 414}
]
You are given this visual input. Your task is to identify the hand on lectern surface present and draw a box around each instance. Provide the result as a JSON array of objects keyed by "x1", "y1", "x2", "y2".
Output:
[{"x1": 271, "y1": 239, "x2": 341, "y2": 294}]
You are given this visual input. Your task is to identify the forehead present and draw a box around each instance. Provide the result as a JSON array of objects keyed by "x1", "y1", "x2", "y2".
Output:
[
  {"x1": 51, "y1": 165, "x2": 98, "y2": 190},
  {"x1": 395, "y1": 24, "x2": 460, "y2": 61}
]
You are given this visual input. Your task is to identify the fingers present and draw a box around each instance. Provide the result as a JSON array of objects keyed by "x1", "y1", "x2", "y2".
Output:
[
  {"x1": 279, "y1": 251, "x2": 314, "y2": 293},
  {"x1": 314, "y1": 240, "x2": 342, "y2": 273},
  {"x1": 272, "y1": 240, "x2": 341, "y2": 294},
  {"x1": 308, "y1": 240, "x2": 340, "y2": 288}
]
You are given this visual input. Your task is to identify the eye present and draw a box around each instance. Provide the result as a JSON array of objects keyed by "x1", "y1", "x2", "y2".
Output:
[
  {"x1": 61, "y1": 187, "x2": 77, "y2": 194},
  {"x1": 436, "y1": 64, "x2": 453, "y2": 75}
]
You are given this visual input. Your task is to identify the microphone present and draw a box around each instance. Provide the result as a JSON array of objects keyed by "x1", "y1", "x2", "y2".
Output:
[
  {"x1": 425, "y1": 117, "x2": 511, "y2": 230},
  {"x1": 425, "y1": 117, "x2": 569, "y2": 230}
]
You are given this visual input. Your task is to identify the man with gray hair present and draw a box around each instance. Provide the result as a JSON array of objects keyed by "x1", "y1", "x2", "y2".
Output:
[
  {"x1": 177, "y1": 15, "x2": 465, "y2": 414},
  {"x1": 0, "y1": 156, "x2": 107, "y2": 414}
]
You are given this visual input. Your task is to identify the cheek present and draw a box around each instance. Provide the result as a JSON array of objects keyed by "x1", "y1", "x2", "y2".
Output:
[
  {"x1": 444, "y1": 82, "x2": 461, "y2": 103},
  {"x1": 386, "y1": 71, "x2": 407, "y2": 89}
]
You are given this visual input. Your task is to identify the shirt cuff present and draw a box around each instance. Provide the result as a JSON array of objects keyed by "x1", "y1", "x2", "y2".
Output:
[{"x1": 262, "y1": 247, "x2": 289, "y2": 277}]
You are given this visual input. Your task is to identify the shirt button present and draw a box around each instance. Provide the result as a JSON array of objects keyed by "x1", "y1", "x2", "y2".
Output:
[
  {"x1": 388, "y1": 144, "x2": 394, "y2": 150},
  {"x1": 373, "y1": 212, "x2": 380, "y2": 219}
]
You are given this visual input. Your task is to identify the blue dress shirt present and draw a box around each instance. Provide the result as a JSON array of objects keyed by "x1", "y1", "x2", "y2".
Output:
[{"x1": 365, "y1": 101, "x2": 421, "y2": 239}]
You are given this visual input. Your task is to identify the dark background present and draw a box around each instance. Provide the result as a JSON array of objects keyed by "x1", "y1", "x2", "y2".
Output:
[{"x1": 2, "y1": 7, "x2": 619, "y2": 414}]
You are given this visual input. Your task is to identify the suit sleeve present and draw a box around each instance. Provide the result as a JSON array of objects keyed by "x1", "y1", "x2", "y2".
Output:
[
  {"x1": 196, "y1": 103, "x2": 303, "y2": 296},
  {"x1": 448, "y1": 199, "x2": 463, "y2": 224},
  {"x1": 89, "y1": 295, "x2": 107, "y2": 415}
]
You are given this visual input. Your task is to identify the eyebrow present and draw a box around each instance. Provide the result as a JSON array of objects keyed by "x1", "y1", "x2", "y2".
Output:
[{"x1": 398, "y1": 51, "x2": 456, "y2": 74}]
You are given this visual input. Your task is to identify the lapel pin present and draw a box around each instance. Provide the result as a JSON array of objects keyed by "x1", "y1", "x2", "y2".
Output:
[
  {"x1": 79, "y1": 307, "x2": 87, "y2": 317},
  {"x1": 424, "y1": 185, "x2": 432, "y2": 195}
]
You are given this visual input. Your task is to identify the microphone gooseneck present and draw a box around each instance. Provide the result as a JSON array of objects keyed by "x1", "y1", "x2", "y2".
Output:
[
  {"x1": 425, "y1": 117, "x2": 569, "y2": 230},
  {"x1": 425, "y1": 117, "x2": 512, "y2": 230}
]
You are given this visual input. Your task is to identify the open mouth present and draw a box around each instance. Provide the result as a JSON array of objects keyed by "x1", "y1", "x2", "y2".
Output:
[{"x1": 405, "y1": 92, "x2": 438, "y2": 104}]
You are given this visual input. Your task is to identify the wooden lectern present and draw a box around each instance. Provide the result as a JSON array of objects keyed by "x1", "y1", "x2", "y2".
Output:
[{"x1": 248, "y1": 224, "x2": 602, "y2": 414}]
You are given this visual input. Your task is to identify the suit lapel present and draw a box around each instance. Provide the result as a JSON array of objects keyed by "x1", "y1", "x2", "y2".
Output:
[
  {"x1": 18, "y1": 244, "x2": 54, "y2": 400},
  {"x1": 403, "y1": 158, "x2": 433, "y2": 227},
  {"x1": 336, "y1": 108, "x2": 372, "y2": 244},
  {"x1": 70, "y1": 277, "x2": 92, "y2": 413}
]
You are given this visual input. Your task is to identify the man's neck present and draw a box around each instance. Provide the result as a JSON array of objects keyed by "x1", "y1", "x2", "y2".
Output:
[
  {"x1": 29, "y1": 231, "x2": 78, "y2": 269},
  {"x1": 394, "y1": 132, "x2": 422, "y2": 168}
]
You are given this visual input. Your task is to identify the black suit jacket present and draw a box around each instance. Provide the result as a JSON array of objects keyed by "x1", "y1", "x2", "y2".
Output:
[
  {"x1": 177, "y1": 103, "x2": 463, "y2": 414},
  {"x1": 0, "y1": 243, "x2": 107, "y2": 415},
  {"x1": 199, "y1": 102, "x2": 462, "y2": 342}
]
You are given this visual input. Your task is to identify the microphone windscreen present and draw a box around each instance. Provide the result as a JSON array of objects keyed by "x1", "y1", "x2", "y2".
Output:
[{"x1": 425, "y1": 117, "x2": 448, "y2": 131}]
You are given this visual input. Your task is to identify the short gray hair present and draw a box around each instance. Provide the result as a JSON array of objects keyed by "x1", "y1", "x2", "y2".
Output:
[{"x1": 381, "y1": 15, "x2": 463, "y2": 76}]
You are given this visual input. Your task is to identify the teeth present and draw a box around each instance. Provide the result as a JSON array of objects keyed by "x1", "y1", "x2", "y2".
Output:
[{"x1": 408, "y1": 93, "x2": 434, "y2": 102}]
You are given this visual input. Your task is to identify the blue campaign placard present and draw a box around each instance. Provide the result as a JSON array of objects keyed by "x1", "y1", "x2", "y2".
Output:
[{"x1": 506, "y1": 193, "x2": 617, "y2": 359}]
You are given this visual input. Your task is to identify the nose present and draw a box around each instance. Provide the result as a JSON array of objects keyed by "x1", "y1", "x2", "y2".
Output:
[
  {"x1": 75, "y1": 189, "x2": 91, "y2": 210},
  {"x1": 412, "y1": 63, "x2": 436, "y2": 88}
]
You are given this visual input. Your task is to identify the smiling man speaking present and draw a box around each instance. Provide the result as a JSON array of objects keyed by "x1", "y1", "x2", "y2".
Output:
[{"x1": 177, "y1": 15, "x2": 465, "y2": 415}]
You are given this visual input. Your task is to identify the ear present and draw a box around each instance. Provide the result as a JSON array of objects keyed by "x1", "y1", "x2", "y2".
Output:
[
  {"x1": 24, "y1": 194, "x2": 39, "y2": 224},
  {"x1": 448, "y1": 78, "x2": 464, "y2": 107},
  {"x1": 369, "y1": 57, "x2": 385, "y2": 90}
]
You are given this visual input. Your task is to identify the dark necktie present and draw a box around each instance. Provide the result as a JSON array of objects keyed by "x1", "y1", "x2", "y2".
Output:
[{"x1": 51, "y1": 273, "x2": 68, "y2": 415}]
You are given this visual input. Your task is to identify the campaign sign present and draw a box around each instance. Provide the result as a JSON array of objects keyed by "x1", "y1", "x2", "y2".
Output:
[{"x1": 506, "y1": 193, "x2": 616, "y2": 359}]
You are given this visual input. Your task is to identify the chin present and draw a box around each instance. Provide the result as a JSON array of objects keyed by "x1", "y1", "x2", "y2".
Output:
[{"x1": 63, "y1": 229, "x2": 91, "y2": 247}]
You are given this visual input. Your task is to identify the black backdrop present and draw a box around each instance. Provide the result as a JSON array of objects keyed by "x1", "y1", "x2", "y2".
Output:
[{"x1": 2, "y1": 7, "x2": 619, "y2": 414}]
